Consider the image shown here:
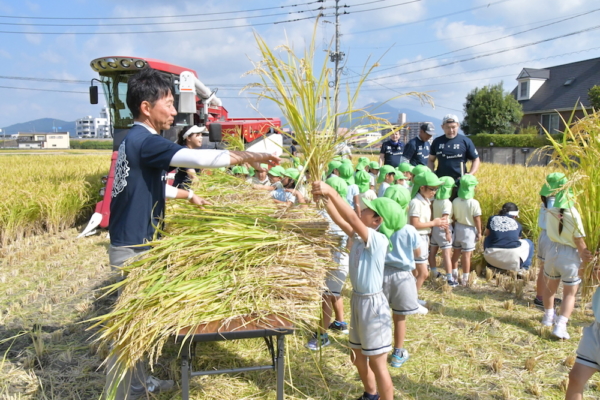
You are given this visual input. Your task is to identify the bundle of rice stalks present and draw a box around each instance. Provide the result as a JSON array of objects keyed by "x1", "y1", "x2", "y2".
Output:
[
  {"x1": 243, "y1": 20, "x2": 432, "y2": 183},
  {"x1": 542, "y1": 108, "x2": 600, "y2": 299},
  {"x1": 91, "y1": 172, "x2": 339, "y2": 396}
]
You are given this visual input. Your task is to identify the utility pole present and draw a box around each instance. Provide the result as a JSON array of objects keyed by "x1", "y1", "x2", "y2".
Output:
[{"x1": 330, "y1": 0, "x2": 346, "y2": 140}]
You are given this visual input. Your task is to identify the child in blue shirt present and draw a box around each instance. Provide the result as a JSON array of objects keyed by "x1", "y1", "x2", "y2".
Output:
[{"x1": 312, "y1": 182, "x2": 403, "y2": 400}]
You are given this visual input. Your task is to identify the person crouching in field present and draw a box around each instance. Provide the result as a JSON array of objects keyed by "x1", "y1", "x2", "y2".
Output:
[
  {"x1": 451, "y1": 175, "x2": 482, "y2": 286},
  {"x1": 565, "y1": 270, "x2": 600, "y2": 400},
  {"x1": 306, "y1": 175, "x2": 350, "y2": 350},
  {"x1": 312, "y1": 182, "x2": 403, "y2": 400},
  {"x1": 382, "y1": 185, "x2": 428, "y2": 369},
  {"x1": 542, "y1": 183, "x2": 593, "y2": 340},
  {"x1": 408, "y1": 171, "x2": 448, "y2": 304},
  {"x1": 429, "y1": 176, "x2": 458, "y2": 286}
]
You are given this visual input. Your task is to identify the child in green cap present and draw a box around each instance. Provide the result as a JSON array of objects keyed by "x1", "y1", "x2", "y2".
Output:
[
  {"x1": 398, "y1": 162, "x2": 414, "y2": 182},
  {"x1": 355, "y1": 170, "x2": 377, "y2": 218},
  {"x1": 369, "y1": 161, "x2": 379, "y2": 188},
  {"x1": 429, "y1": 176, "x2": 457, "y2": 286},
  {"x1": 451, "y1": 175, "x2": 482, "y2": 286},
  {"x1": 252, "y1": 163, "x2": 270, "y2": 186},
  {"x1": 542, "y1": 179, "x2": 593, "y2": 340},
  {"x1": 533, "y1": 173, "x2": 561, "y2": 308},
  {"x1": 339, "y1": 161, "x2": 360, "y2": 214},
  {"x1": 232, "y1": 165, "x2": 252, "y2": 183},
  {"x1": 306, "y1": 175, "x2": 350, "y2": 351},
  {"x1": 312, "y1": 181, "x2": 401, "y2": 400},
  {"x1": 382, "y1": 185, "x2": 428, "y2": 369},
  {"x1": 408, "y1": 171, "x2": 449, "y2": 303},
  {"x1": 377, "y1": 165, "x2": 396, "y2": 198},
  {"x1": 254, "y1": 165, "x2": 286, "y2": 192}
]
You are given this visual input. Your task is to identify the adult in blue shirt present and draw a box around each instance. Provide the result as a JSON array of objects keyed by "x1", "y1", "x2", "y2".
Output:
[
  {"x1": 427, "y1": 114, "x2": 480, "y2": 181},
  {"x1": 482, "y1": 203, "x2": 534, "y2": 272},
  {"x1": 402, "y1": 122, "x2": 434, "y2": 166},
  {"x1": 106, "y1": 67, "x2": 280, "y2": 400},
  {"x1": 379, "y1": 130, "x2": 403, "y2": 167}
]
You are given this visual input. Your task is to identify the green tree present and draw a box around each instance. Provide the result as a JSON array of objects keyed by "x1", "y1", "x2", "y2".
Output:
[
  {"x1": 461, "y1": 82, "x2": 523, "y2": 135},
  {"x1": 588, "y1": 85, "x2": 600, "y2": 110}
]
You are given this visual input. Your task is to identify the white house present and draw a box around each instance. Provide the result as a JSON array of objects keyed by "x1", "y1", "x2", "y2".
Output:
[
  {"x1": 16, "y1": 132, "x2": 70, "y2": 149},
  {"x1": 76, "y1": 105, "x2": 111, "y2": 138}
]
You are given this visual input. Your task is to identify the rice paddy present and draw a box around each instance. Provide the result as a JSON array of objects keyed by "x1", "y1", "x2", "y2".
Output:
[{"x1": 1, "y1": 152, "x2": 599, "y2": 399}]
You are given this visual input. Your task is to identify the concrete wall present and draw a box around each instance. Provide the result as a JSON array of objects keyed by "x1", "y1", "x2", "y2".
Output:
[{"x1": 476, "y1": 147, "x2": 552, "y2": 166}]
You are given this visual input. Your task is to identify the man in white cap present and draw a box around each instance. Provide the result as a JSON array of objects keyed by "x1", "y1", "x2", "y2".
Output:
[
  {"x1": 403, "y1": 122, "x2": 434, "y2": 166},
  {"x1": 427, "y1": 114, "x2": 480, "y2": 182}
]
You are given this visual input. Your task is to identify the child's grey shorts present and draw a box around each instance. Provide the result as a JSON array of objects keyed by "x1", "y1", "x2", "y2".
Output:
[
  {"x1": 544, "y1": 242, "x2": 582, "y2": 286},
  {"x1": 382, "y1": 266, "x2": 420, "y2": 315},
  {"x1": 537, "y1": 229, "x2": 552, "y2": 261},
  {"x1": 415, "y1": 234, "x2": 429, "y2": 263},
  {"x1": 324, "y1": 268, "x2": 348, "y2": 297},
  {"x1": 349, "y1": 291, "x2": 392, "y2": 356},
  {"x1": 430, "y1": 226, "x2": 453, "y2": 250},
  {"x1": 452, "y1": 222, "x2": 477, "y2": 252},
  {"x1": 576, "y1": 321, "x2": 600, "y2": 371}
]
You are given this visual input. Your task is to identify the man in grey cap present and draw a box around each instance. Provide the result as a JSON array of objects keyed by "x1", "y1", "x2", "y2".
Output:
[
  {"x1": 428, "y1": 114, "x2": 480, "y2": 181},
  {"x1": 402, "y1": 122, "x2": 434, "y2": 166}
]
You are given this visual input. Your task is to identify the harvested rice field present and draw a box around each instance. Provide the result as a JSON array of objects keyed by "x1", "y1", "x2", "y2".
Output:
[{"x1": 0, "y1": 227, "x2": 597, "y2": 399}]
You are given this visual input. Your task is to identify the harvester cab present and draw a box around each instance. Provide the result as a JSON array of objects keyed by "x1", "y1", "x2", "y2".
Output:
[{"x1": 78, "y1": 56, "x2": 283, "y2": 238}]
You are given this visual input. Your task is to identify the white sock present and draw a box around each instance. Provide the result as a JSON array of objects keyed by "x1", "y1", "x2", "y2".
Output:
[
  {"x1": 452, "y1": 269, "x2": 458, "y2": 278},
  {"x1": 556, "y1": 315, "x2": 568, "y2": 325},
  {"x1": 462, "y1": 273, "x2": 469, "y2": 282},
  {"x1": 544, "y1": 309, "x2": 555, "y2": 319},
  {"x1": 431, "y1": 267, "x2": 438, "y2": 275}
]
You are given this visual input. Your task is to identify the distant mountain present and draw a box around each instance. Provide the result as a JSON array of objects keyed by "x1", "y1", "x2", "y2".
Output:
[{"x1": 1, "y1": 118, "x2": 77, "y2": 137}]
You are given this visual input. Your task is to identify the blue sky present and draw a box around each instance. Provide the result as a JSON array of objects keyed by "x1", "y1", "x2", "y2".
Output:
[{"x1": 0, "y1": 0, "x2": 598, "y2": 131}]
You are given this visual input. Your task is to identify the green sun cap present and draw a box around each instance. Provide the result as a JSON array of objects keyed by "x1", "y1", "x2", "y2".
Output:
[
  {"x1": 411, "y1": 171, "x2": 444, "y2": 198},
  {"x1": 355, "y1": 170, "x2": 371, "y2": 193},
  {"x1": 435, "y1": 176, "x2": 456, "y2": 200},
  {"x1": 394, "y1": 170, "x2": 410, "y2": 181},
  {"x1": 378, "y1": 165, "x2": 396, "y2": 183},
  {"x1": 282, "y1": 168, "x2": 300, "y2": 182},
  {"x1": 362, "y1": 197, "x2": 406, "y2": 248},
  {"x1": 539, "y1": 172, "x2": 567, "y2": 197},
  {"x1": 327, "y1": 160, "x2": 342, "y2": 176},
  {"x1": 383, "y1": 185, "x2": 411, "y2": 209},
  {"x1": 232, "y1": 166, "x2": 249, "y2": 175},
  {"x1": 338, "y1": 161, "x2": 355, "y2": 185},
  {"x1": 398, "y1": 163, "x2": 414, "y2": 173},
  {"x1": 369, "y1": 161, "x2": 380, "y2": 171},
  {"x1": 268, "y1": 165, "x2": 286, "y2": 177},
  {"x1": 326, "y1": 175, "x2": 348, "y2": 200},
  {"x1": 458, "y1": 174, "x2": 479, "y2": 200},
  {"x1": 356, "y1": 157, "x2": 370, "y2": 171}
]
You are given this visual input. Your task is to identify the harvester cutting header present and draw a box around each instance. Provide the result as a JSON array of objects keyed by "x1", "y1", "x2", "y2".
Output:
[{"x1": 80, "y1": 56, "x2": 283, "y2": 236}]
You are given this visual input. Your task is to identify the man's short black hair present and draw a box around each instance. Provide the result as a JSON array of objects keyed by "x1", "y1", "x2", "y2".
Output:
[{"x1": 126, "y1": 68, "x2": 173, "y2": 119}]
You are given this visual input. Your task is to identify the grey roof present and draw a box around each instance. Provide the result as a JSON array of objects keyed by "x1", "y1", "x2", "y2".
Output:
[{"x1": 511, "y1": 57, "x2": 600, "y2": 113}]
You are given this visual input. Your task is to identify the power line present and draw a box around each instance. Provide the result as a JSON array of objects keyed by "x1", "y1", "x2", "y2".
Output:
[
  {"x1": 357, "y1": 23, "x2": 600, "y2": 83},
  {"x1": 346, "y1": 0, "x2": 421, "y2": 14},
  {"x1": 0, "y1": 75, "x2": 87, "y2": 84},
  {"x1": 355, "y1": 7, "x2": 600, "y2": 79},
  {"x1": 0, "y1": 1, "x2": 324, "y2": 20},
  {"x1": 350, "y1": 0, "x2": 513, "y2": 35}
]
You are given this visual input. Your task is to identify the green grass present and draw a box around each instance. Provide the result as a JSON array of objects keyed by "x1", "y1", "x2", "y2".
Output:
[{"x1": 1, "y1": 228, "x2": 597, "y2": 399}]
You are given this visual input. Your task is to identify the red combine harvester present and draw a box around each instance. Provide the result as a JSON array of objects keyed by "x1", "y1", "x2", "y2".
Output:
[{"x1": 78, "y1": 56, "x2": 282, "y2": 237}]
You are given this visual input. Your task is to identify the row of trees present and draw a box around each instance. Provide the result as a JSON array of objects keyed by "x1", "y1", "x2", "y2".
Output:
[{"x1": 459, "y1": 83, "x2": 600, "y2": 135}]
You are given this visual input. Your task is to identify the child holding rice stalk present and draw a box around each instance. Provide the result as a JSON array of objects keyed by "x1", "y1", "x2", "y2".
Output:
[
  {"x1": 377, "y1": 165, "x2": 396, "y2": 198},
  {"x1": 306, "y1": 175, "x2": 351, "y2": 351},
  {"x1": 429, "y1": 176, "x2": 458, "y2": 286},
  {"x1": 542, "y1": 183, "x2": 593, "y2": 340},
  {"x1": 312, "y1": 180, "x2": 403, "y2": 400},
  {"x1": 409, "y1": 171, "x2": 449, "y2": 302},
  {"x1": 533, "y1": 173, "x2": 560, "y2": 309},
  {"x1": 383, "y1": 185, "x2": 428, "y2": 368},
  {"x1": 451, "y1": 175, "x2": 482, "y2": 286}
]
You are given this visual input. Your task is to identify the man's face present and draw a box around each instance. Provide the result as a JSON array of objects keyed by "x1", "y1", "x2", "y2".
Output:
[
  {"x1": 442, "y1": 122, "x2": 459, "y2": 139},
  {"x1": 145, "y1": 92, "x2": 177, "y2": 131},
  {"x1": 419, "y1": 131, "x2": 432, "y2": 141},
  {"x1": 391, "y1": 132, "x2": 401, "y2": 142}
]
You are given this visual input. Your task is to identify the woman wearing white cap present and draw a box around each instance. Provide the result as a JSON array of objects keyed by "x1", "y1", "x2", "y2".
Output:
[
  {"x1": 482, "y1": 203, "x2": 534, "y2": 274},
  {"x1": 172, "y1": 125, "x2": 207, "y2": 188}
]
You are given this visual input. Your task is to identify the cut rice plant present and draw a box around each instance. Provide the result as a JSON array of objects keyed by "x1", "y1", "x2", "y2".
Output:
[
  {"x1": 90, "y1": 171, "x2": 340, "y2": 398},
  {"x1": 243, "y1": 20, "x2": 432, "y2": 183},
  {"x1": 542, "y1": 108, "x2": 600, "y2": 299}
]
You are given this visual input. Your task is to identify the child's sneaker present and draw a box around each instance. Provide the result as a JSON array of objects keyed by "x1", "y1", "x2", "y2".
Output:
[
  {"x1": 415, "y1": 305, "x2": 428, "y2": 315},
  {"x1": 328, "y1": 320, "x2": 349, "y2": 334},
  {"x1": 390, "y1": 349, "x2": 410, "y2": 368},
  {"x1": 447, "y1": 278, "x2": 459, "y2": 287},
  {"x1": 305, "y1": 333, "x2": 330, "y2": 351},
  {"x1": 552, "y1": 324, "x2": 570, "y2": 340},
  {"x1": 417, "y1": 299, "x2": 427, "y2": 306},
  {"x1": 541, "y1": 313, "x2": 555, "y2": 327},
  {"x1": 356, "y1": 392, "x2": 380, "y2": 400}
]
